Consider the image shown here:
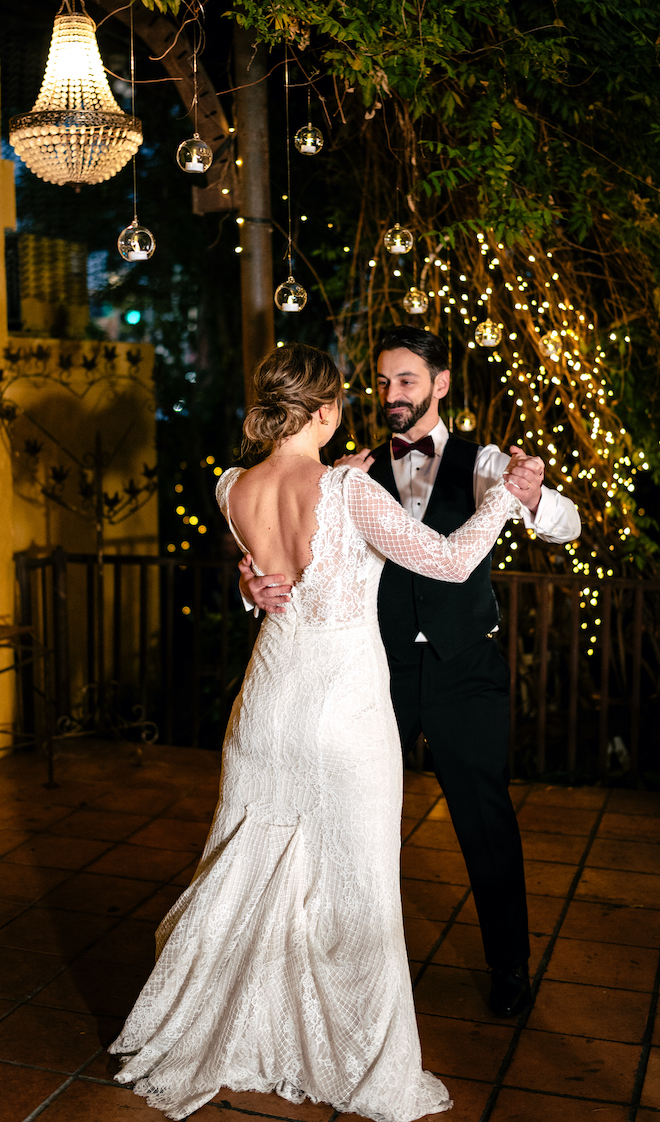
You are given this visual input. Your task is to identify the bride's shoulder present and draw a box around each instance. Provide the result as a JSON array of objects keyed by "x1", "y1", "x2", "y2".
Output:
[
  {"x1": 214, "y1": 466, "x2": 244, "y2": 508},
  {"x1": 327, "y1": 464, "x2": 383, "y2": 496}
]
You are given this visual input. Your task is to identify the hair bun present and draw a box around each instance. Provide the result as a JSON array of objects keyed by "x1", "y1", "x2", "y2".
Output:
[{"x1": 242, "y1": 343, "x2": 341, "y2": 457}]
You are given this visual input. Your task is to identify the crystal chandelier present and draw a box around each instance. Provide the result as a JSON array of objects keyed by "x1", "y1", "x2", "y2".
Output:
[{"x1": 9, "y1": 3, "x2": 142, "y2": 187}]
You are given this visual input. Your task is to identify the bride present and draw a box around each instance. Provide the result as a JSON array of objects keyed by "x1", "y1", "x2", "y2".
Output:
[{"x1": 110, "y1": 342, "x2": 523, "y2": 1121}]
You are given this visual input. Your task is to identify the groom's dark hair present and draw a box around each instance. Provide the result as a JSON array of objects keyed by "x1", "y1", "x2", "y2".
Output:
[{"x1": 375, "y1": 326, "x2": 449, "y2": 380}]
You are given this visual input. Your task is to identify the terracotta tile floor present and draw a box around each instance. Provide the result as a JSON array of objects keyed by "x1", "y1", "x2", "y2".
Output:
[{"x1": 0, "y1": 741, "x2": 658, "y2": 1122}]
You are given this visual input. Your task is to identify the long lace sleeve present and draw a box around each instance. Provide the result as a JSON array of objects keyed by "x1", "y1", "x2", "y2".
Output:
[{"x1": 343, "y1": 468, "x2": 522, "y2": 584}]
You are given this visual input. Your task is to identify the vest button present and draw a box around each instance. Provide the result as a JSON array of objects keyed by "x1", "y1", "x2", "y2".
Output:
[{"x1": 417, "y1": 594, "x2": 425, "y2": 602}]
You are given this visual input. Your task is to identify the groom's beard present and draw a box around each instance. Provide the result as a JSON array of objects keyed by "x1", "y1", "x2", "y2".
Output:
[{"x1": 383, "y1": 388, "x2": 435, "y2": 433}]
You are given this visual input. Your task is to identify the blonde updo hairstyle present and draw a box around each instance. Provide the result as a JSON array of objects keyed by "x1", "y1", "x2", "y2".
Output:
[{"x1": 242, "y1": 342, "x2": 342, "y2": 457}]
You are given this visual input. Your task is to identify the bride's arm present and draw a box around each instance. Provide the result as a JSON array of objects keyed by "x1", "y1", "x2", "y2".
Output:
[{"x1": 344, "y1": 468, "x2": 522, "y2": 583}]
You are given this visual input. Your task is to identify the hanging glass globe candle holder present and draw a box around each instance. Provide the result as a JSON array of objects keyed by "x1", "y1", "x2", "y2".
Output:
[
  {"x1": 274, "y1": 275, "x2": 307, "y2": 312},
  {"x1": 474, "y1": 318, "x2": 502, "y2": 347},
  {"x1": 176, "y1": 133, "x2": 213, "y2": 173},
  {"x1": 539, "y1": 330, "x2": 561, "y2": 358},
  {"x1": 402, "y1": 287, "x2": 428, "y2": 315},
  {"x1": 384, "y1": 223, "x2": 414, "y2": 255},
  {"x1": 294, "y1": 123, "x2": 323, "y2": 155},
  {"x1": 118, "y1": 218, "x2": 156, "y2": 262},
  {"x1": 455, "y1": 409, "x2": 477, "y2": 433},
  {"x1": 294, "y1": 85, "x2": 324, "y2": 155}
]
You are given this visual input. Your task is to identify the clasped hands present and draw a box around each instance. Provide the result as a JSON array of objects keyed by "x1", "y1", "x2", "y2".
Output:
[{"x1": 239, "y1": 446, "x2": 545, "y2": 614}]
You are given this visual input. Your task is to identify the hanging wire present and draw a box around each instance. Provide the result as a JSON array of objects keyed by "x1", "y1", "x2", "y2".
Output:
[
  {"x1": 284, "y1": 45, "x2": 293, "y2": 275},
  {"x1": 307, "y1": 82, "x2": 311, "y2": 125},
  {"x1": 192, "y1": 20, "x2": 199, "y2": 134},
  {"x1": 130, "y1": 0, "x2": 138, "y2": 221},
  {"x1": 447, "y1": 251, "x2": 453, "y2": 432}
]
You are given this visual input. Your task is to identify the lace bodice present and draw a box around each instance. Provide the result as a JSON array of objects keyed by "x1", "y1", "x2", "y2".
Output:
[{"x1": 216, "y1": 464, "x2": 521, "y2": 627}]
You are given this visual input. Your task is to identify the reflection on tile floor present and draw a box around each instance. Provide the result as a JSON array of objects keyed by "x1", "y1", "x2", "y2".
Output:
[{"x1": 0, "y1": 740, "x2": 658, "y2": 1122}]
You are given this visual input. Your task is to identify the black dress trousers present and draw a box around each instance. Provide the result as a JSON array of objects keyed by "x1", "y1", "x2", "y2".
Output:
[{"x1": 389, "y1": 635, "x2": 530, "y2": 970}]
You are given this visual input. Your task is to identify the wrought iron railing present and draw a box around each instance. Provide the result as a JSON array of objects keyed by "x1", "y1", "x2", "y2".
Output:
[
  {"x1": 493, "y1": 572, "x2": 660, "y2": 781},
  {"x1": 12, "y1": 550, "x2": 660, "y2": 782}
]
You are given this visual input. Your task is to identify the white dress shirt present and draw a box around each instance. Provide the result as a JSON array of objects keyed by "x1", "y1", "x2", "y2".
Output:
[{"x1": 392, "y1": 418, "x2": 581, "y2": 641}]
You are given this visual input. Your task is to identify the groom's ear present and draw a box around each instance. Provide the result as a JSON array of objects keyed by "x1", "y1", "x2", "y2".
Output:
[{"x1": 433, "y1": 369, "x2": 450, "y2": 401}]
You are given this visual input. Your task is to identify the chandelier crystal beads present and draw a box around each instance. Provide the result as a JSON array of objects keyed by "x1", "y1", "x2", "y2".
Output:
[{"x1": 9, "y1": 9, "x2": 142, "y2": 186}]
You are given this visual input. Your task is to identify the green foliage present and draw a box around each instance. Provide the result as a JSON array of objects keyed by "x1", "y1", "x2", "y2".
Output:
[
  {"x1": 131, "y1": 0, "x2": 659, "y2": 572},
  {"x1": 212, "y1": 0, "x2": 660, "y2": 572},
  {"x1": 226, "y1": 0, "x2": 660, "y2": 248}
]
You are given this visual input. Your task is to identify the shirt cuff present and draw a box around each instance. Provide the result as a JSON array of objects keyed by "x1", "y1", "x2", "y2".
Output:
[
  {"x1": 520, "y1": 485, "x2": 577, "y2": 541},
  {"x1": 520, "y1": 485, "x2": 553, "y2": 529},
  {"x1": 240, "y1": 591, "x2": 259, "y2": 617}
]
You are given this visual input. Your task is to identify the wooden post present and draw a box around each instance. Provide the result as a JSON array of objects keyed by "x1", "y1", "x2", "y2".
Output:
[{"x1": 234, "y1": 25, "x2": 275, "y2": 408}]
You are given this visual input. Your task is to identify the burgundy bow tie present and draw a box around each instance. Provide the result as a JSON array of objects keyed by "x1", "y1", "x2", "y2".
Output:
[{"x1": 391, "y1": 435, "x2": 435, "y2": 460}]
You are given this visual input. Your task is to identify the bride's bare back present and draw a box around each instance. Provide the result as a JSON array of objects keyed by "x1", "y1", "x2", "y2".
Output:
[{"x1": 227, "y1": 456, "x2": 327, "y2": 584}]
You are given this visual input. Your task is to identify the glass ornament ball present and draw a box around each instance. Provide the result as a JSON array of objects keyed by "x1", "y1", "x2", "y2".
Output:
[
  {"x1": 455, "y1": 408, "x2": 477, "y2": 433},
  {"x1": 274, "y1": 275, "x2": 307, "y2": 312},
  {"x1": 402, "y1": 287, "x2": 429, "y2": 315},
  {"x1": 117, "y1": 219, "x2": 156, "y2": 262},
  {"x1": 539, "y1": 330, "x2": 561, "y2": 358},
  {"x1": 474, "y1": 318, "x2": 502, "y2": 347},
  {"x1": 384, "y1": 223, "x2": 414, "y2": 254},
  {"x1": 294, "y1": 124, "x2": 323, "y2": 155},
  {"x1": 176, "y1": 133, "x2": 213, "y2": 173}
]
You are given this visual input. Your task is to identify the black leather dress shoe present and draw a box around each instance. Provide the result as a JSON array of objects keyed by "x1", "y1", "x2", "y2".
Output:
[{"x1": 488, "y1": 963, "x2": 531, "y2": 1017}]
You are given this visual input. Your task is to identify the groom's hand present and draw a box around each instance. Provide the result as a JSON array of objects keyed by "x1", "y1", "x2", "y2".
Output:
[
  {"x1": 503, "y1": 448, "x2": 545, "y2": 514},
  {"x1": 334, "y1": 448, "x2": 375, "y2": 471},
  {"x1": 238, "y1": 554, "x2": 292, "y2": 614}
]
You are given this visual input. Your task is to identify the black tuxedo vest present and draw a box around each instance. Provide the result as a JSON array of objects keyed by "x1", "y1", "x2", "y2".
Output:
[{"x1": 369, "y1": 435, "x2": 499, "y2": 661}]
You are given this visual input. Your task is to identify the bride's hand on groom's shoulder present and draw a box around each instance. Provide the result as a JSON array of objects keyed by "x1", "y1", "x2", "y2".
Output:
[
  {"x1": 333, "y1": 448, "x2": 375, "y2": 471},
  {"x1": 238, "y1": 554, "x2": 292, "y2": 614}
]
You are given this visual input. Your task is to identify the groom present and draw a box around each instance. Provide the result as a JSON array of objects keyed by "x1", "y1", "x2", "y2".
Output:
[{"x1": 240, "y1": 326, "x2": 581, "y2": 1017}]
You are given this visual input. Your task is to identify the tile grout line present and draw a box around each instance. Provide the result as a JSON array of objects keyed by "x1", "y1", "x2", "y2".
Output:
[
  {"x1": 411, "y1": 783, "x2": 536, "y2": 991},
  {"x1": 0, "y1": 791, "x2": 209, "y2": 1025},
  {"x1": 626, "y1": 927, "x2": 660, "y2": 1122},
  {"x1": 404, "y1": 783, "x2": 473, "y2": 990},
  {"x1": 401, "y1": 785, "x2": 446, "y2": 846},
  {"x1": 2, "y1": 781, "x2": 217, "y2": 1116},
  {"x1": 402, "y1": 784, "x2": 475, "y2": 985},
  {"x1": 5, "y1": 777, "x2": 654, "y2": 1120},
  {"x1": 477, "y1": 788, "x2": 614, "y2": 1122},
  {"x1": 19, "y1": 1048, "x2": 105, "y2": 1122},
  {"x1": 411, "y1": 886, "x2": 473, "y2": 990}
]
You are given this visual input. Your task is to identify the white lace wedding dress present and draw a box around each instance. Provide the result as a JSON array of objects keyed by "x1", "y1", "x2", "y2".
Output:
[{"x1": 110, "y1": 466, "x2": 520, "y2": 1121}]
